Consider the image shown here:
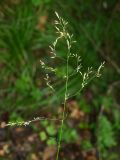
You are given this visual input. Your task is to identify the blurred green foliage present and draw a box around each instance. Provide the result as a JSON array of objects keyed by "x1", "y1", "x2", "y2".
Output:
[{"x1": 0, "y1": 0, "x2": 120, "y2": 159}]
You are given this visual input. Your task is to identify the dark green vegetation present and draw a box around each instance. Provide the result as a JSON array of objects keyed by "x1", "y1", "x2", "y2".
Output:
[{"x1": 0, "y1": 0, "x2": 120, "y2": 160}]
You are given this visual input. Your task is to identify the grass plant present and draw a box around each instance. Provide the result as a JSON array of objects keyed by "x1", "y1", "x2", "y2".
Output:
[{"x1": 1, "y1": 11, "x2": 104, "y2": 160}]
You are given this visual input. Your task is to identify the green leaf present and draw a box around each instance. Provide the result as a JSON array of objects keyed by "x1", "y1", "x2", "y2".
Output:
[
  {"x1": 82, "y1": 140, "x2": 93, "y2": 150},
  {"x1": 79, "y1": 122, "x2": 88, "y2": 129},
  {"x1": 47, "y1": 138, "x2": 56, "y2": 146},
  {"x1": 32, "y1": 0, "x2": 41, "y2": 6},
  {"x1": 61, "y1": 125, "x2": 78, "y2": 143},
  {"x1": 40, "y1": 120, "x2": 49, "y2": 127},
  {"x1": 15, "y1": 70, "x2": 31, "y2": 93},
  {"x1": 40, "y1": 131, "x2": 47, "y2": 141},
  {"x1": 46, "y1": 125, "x2": 56, "y2": 136},
  {"x1": 98, "y1": 116, "x2": 116, "y2": 149},
  {"x1": 10, "y1": 112, "x2": 23, "y2": 122},
  {"x1": 31, "y1": 87, "x2": 42, "y2": 101}
]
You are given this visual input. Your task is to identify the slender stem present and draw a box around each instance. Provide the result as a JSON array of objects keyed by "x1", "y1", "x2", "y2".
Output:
[{"x1": 56, "y1": 49, "x2": 70, "y2": 160}]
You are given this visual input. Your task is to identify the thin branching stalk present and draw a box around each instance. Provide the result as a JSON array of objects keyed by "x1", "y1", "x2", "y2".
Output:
[{"x1": 56, "y1": 41, "x2": 70, "y2": 160}]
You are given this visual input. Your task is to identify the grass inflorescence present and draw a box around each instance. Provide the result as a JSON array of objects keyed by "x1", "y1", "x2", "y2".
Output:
[{"x1": 41, "y1": 12, "x2": 104, "y2": 160}]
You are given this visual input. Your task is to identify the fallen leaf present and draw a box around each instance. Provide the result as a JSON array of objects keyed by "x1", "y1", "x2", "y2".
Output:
[
  {"x1": 36, "y1": 15, "x2": 48, "y2": 31},
  {"x1": 0, "y1": 149, "x2": 4, "y2": 156},
  {"x1": 31, "y1": 153, "x2": 39, "y2": 160},
  {"x1": 43, "y1": 146, "x2": 56, "y2": 160},
  {"x1": 70, "y1": 108, "x2": 85, "y2": 119}
]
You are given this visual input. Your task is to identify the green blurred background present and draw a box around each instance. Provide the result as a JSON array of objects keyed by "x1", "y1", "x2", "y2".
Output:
[{"x1": 0, "y1": 0, "x2": 120, "y2": 160}]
